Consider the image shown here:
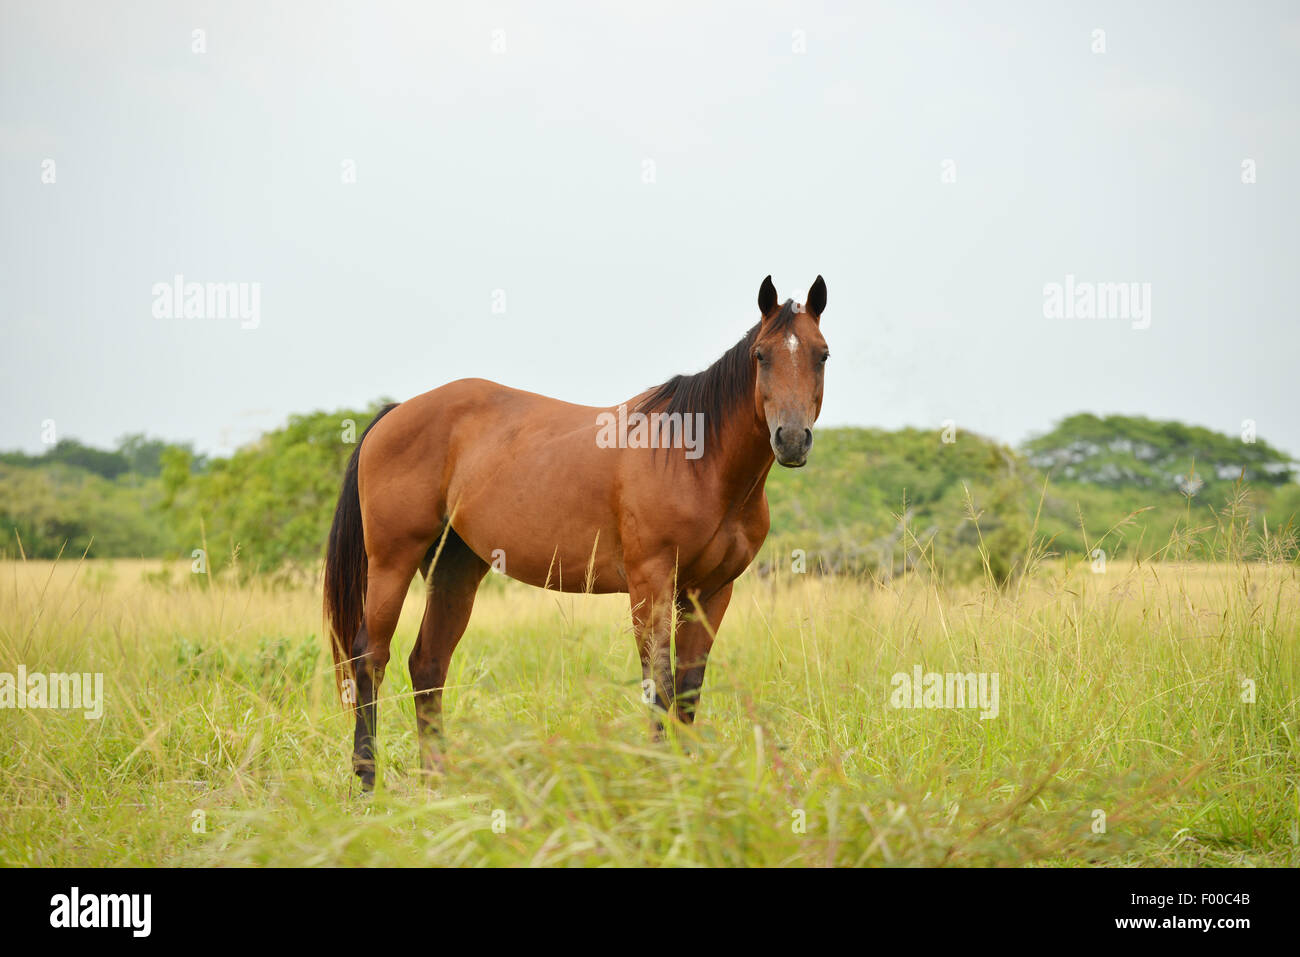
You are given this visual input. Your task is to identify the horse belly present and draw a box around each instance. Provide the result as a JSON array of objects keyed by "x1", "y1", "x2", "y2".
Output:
[{"x1": 447, "y1": 448, "x2": 626, "y2": 594}]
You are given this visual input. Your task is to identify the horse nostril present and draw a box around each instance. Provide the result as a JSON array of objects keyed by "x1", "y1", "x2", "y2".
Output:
[
  {"x1": 775, "y1": 427, "x2": 783, "y2": 444},
  {"x1": 803, "y1": 428, "x2": 812, "y2": 447}
]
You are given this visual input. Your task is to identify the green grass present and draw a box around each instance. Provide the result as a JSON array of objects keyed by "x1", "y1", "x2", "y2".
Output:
[{"x1": 1, "y1": 553, "x2": 1296, "y2": 867}]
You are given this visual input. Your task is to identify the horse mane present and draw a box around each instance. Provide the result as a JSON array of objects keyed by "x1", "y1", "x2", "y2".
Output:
[{"x1": 634, "y1": 300, "x2": 799, "y2": 447}]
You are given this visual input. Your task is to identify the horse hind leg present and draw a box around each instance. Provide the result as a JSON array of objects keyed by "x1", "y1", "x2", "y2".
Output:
[
  {"x1": 351, "y1": 541, "x2": 427, "y2": 790},
  {"x1": 410, "y1": 531, "x2": 489, "y2": 777}
]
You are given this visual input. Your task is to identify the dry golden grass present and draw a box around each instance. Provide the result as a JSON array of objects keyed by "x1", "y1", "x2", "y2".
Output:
[{"x1": 0, "y1": 554, "x2": 1296, "y2": 866}]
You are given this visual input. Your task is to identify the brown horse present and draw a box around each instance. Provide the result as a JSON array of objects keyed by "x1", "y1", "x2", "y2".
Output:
[{"x1": 324, "y1": 275, "x2": 829, "y2": 788}]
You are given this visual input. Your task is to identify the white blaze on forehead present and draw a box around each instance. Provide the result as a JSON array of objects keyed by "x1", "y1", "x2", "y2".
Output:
[{"x1": 785, "y1": 333, "x2": 799, "y2": 354}]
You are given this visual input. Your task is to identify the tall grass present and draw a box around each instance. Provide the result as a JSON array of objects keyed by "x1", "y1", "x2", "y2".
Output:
[{"x1": 0, "y1": 521, "x2": 1296, "y2": 866}]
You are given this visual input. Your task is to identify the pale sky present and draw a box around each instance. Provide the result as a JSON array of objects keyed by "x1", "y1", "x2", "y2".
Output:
[{"x1": 2, "y1": 0, "x2": 1298, "y2": 458}]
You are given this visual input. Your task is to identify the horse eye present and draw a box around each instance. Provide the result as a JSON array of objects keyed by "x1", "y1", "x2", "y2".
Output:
[
  {"x1": 754, "y1": 350, "x2": 765, "y2": 363},
  {"x1": 820, "y1": 352, "x2": 830, "y2": 363}
]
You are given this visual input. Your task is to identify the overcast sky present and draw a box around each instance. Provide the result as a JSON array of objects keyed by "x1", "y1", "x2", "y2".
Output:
[{"x1": 2, "y1": 0, "x2": 1297, "y2": 459}]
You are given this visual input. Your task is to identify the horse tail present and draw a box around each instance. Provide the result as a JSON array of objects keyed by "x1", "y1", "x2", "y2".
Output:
[{"x1": 323, "y1": 402, "x2": 399, "y2": 702}]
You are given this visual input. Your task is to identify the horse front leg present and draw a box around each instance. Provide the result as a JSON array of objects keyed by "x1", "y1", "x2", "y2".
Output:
[
  {"x1": 628, "y1": 572, "x2": 676, "y2": 739},
  {"x1": 673, "y1": 582, "x2": 732, "y2": 725}
]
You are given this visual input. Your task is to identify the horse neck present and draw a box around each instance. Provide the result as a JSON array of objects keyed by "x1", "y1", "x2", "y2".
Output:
[{"x1": 707, "y1": 400, "x2": 775, "y2": 508}]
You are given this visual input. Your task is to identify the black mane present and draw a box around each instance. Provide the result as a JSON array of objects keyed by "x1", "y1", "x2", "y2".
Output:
[{"x1": 634, "y1": 300, "x2": 798, "y2": 446}]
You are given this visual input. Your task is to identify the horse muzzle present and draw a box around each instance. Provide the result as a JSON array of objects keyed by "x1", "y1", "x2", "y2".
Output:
[{"x1": 771, "y1": 425, "x2": 813, "y2": 468}]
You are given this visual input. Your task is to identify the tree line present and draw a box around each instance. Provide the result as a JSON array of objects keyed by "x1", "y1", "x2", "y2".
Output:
[{"x1": 1, "y1": 408, "x2": 1295, "y2": 582}]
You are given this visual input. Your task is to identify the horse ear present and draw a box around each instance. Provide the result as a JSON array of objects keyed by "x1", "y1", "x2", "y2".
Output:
[
  {"x1": 758, "y1": 275, "x2": 778, "y2": 316},
  {"x1": 806, "y1": 275, "x2": 827, "y2": 319}
]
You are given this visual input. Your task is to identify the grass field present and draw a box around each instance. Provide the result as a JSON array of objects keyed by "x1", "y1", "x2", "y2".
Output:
[{"x1": 1, "y1": 553, "x2": 1296, "y2": 867}]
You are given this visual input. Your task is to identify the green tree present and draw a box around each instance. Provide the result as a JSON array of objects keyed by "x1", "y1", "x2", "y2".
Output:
[
  {"x1": 1024, "y1": 413, "x2": 1295, "y2": 490},
  {"x1": 161, "y1": 404, "x2": 390, "y2": 573}
]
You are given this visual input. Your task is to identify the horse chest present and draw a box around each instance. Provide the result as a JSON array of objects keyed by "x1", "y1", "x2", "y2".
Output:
[{"x1": 688, "y1": 515, "x2": 765, "y2": 585}]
